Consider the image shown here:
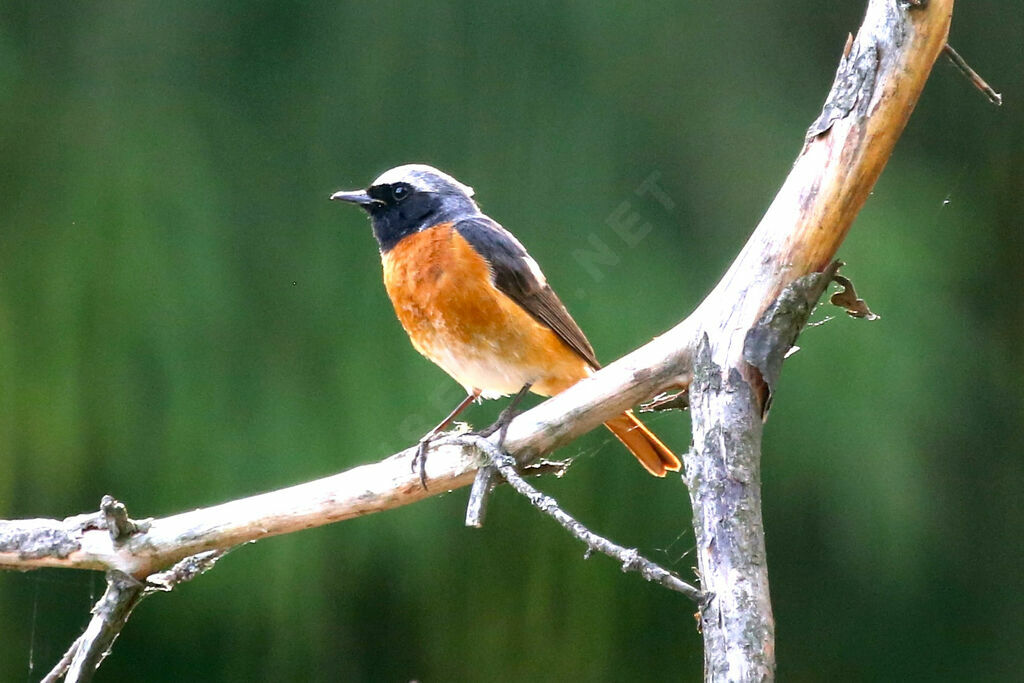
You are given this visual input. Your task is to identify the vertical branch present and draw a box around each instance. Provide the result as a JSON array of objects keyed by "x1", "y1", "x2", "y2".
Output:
[
  {"x1": 686, "y1": 339, "x2": 774, "y2": 680},
  {"x1": 686, "y1": 266, "x2": 839, "y2": 681},
  {"x1": 681, "y1": 1, "x2": 953, "y2": 680}
]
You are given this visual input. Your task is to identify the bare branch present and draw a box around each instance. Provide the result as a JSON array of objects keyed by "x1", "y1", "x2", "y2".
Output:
[
  {"x1": 147, "y1": 549, "x2": 230, "y2": 592},
  {"x1": 36, "y1": 518, "x2": 228, "y2": 683},
  {"x1": 686, "y1": 339, "x2": 773, "y2": 680},
  {"x1": 0, "y1": 315, "x2": 699, "y2": 579},
  {"x1": 42, "y1": 571, "x2": 146, "y2": 683},
  {"x1": 464, "y1": 466, "x2": 499, "y2": 528},
  {"x1": 683, "y1": 1, "x2": 953, "y2": 679},
  {"x1": 466, "y1": 435, "x2": 704, "y2": 603},
  {"x1": 943, "y1": 43, "x2": 1002, "y2": 106}
]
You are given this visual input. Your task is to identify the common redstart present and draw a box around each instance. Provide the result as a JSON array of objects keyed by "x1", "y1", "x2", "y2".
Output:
[{"x1": 331, "y1": 164, "x2": 680, "y2": 480}]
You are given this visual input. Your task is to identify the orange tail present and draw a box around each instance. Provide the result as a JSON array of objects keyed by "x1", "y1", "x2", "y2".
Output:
[{"x1": 604, "y1": 410, "x2": 681, "y2": 477}]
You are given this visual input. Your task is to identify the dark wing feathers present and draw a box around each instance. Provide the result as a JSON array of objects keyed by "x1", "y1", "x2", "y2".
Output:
[{"x1": 455, "y1": 216, "x2": 600, "y2": 369}]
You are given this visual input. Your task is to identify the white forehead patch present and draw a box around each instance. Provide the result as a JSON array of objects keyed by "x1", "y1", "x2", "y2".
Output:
[{"x1": 372, "y1": 164, "x2": 475, "y2": 198}]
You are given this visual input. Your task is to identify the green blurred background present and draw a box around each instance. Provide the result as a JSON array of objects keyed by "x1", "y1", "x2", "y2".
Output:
[{"x1": 1, "y1": 2, "x2": 1020, "y2": 681}]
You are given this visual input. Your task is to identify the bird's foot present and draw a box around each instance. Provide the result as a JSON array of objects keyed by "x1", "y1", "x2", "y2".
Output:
[
  {"x1": 476, "y1": 403, "x2": 520, "y2": 452},
  {"x1": 476, "y1": 382, "x2": 532, "y2": 451},
  {"x1": 413, "y1": 436, "x2": 433, "y2": 490}
]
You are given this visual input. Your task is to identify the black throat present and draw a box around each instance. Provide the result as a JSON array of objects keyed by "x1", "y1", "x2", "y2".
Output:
[{"x1": 365, "y1": 189, "x2": 476, "y2": 253}]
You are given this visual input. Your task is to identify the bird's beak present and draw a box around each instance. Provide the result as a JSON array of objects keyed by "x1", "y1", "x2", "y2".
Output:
[{"x1": 329, "y1": 189, "x2": 377, "y2": 206}]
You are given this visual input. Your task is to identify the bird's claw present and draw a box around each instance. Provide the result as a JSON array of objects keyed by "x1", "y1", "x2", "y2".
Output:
[
  {"x1": 476, "y1": 406, "x2": 518, "y2": 451},
  {"x1": 413, "y1": 438, "x2": 431, "y2": 490},
  {"x1": 476, "y1": 382, "x2": 531, "y2": 451}
]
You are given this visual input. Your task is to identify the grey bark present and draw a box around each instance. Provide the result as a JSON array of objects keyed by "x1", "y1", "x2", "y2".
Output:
[{"x1": 686, "y1": 338, "x2": 774, "y2": 682}]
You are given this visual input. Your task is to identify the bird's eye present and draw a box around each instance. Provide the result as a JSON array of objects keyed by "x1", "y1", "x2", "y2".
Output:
[{"x1": 392, "y1": 184, "x2": 410, "y2": 202}]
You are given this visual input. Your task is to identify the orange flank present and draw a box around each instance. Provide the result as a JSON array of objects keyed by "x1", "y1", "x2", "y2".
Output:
[{"x1": 382, "y1": 222, "x2": 590, "y2": 398}]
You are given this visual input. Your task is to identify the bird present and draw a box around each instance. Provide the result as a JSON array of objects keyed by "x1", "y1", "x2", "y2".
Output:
[{"x1": 330, "y1": 164, "x2": 680, "y2": 483}]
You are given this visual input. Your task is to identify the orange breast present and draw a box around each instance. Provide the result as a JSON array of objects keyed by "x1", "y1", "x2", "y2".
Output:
[{"x1": 381, "y1": 223, "x2": 589, "y2": 398}]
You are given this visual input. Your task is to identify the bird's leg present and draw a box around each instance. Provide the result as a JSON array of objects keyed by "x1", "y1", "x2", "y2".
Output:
[
  {"x1": 414, "y1": 389, "x2": 481, "y2": 489},
  {"x1": 477, "y1": 382, "x2": 533, "y2": 451}
]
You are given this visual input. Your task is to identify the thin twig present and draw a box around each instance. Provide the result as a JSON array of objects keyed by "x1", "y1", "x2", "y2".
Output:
[
  {"x1": 943, "y1": 43, "x2": 1002, "y2": 106},
  {"x1": 41, "y1": 638, "x2": 80, "y2": 683},
  {"x1": 465, "y1": 458, "x2": 574, "y2": 527},
  {"x1": 464, "y1": 435, "x2": 704, "y2": 603},
  {"x1": 42, "y1": 550, "x2": 229, "y2": 682},
  {"x1": 147, "y1": 549, "x2": 230, "y2": 591},
  {"x1": 46, "y1": 571, "x2": 147, "y2": 682},
  {"x1": 464, "y1": 466, "x2": 498, "y2": 528}
]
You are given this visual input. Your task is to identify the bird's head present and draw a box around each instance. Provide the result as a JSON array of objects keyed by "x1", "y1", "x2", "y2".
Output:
[{"x1": 331, "y1": 164, "x2": 478, "y2": 252}]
